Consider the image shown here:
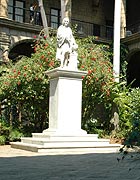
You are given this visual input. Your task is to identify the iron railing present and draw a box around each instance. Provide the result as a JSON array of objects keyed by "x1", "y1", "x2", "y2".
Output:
[
  {"x1": 125, "y1": 21, "x2": 140, "y2": 36},
  {"x1": 72, "y1": 19, "x2": 113, "y2": 40},
  {"x1": 7, "y1": 5, "x2": 113, "y2": 40}
]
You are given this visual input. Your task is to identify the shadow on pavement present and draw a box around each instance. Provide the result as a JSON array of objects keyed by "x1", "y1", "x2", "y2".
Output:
[{"x1": 0, "y1": 152, "x2": 140, "y2": 180}]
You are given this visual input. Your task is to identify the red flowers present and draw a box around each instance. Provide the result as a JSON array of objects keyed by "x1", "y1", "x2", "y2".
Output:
[
  {"x1": 17, "y1": 81, "x2": 21, "y2": 85},
  {"x1": 88, "y1": 70, "x2": 92, "y2": 75},
  {"x1": 45, "y1": 43, "x2": 48, "y2": 47},
  {"x1": 49, "y1": 61, "x2": 54, "y2": 67},
  {"x1": 41, "y1": 55, "x2": 45, "y2": 59},
  {"x1": 24, "y1": 66, "x2": 27, "y2": 70},
  {"x1": 81, "y1": 55, "x2": 85, "y2": 59},
  {"x1": 81, "y1": 65, "x2": 85, "y2": 69},
  {"x1": 91, "y1": 57, "x2": 96, "y2": 61}
]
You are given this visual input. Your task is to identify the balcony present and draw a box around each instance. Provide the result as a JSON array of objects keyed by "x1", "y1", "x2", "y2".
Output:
[
  {"x1": 126, "y1": 21, "x2": 140, "y2": 36},
  {"x1": 72, "y1": 19, "x2": 113, "y2": 42},
  {"x1": 6, "y1": 5, "x2": 114, "y2": 42}
]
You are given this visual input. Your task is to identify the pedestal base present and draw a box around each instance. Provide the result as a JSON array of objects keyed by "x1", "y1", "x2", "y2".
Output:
[
  {"x1": 43, "y1": 128, "x2": 87, "y2": 136},
  {"x1": 11, "y1": 132, "x2": 121, "y2": 153}
]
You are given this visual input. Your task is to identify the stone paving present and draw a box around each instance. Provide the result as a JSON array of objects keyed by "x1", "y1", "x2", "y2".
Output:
[{"x1": 0, "y1": 145, "x2": 140, "y2": 180}]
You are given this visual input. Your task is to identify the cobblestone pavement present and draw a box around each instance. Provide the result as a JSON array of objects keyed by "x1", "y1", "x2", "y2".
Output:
[{"x1": 0, "y1": 145, "x2": 140, "y2": 180}]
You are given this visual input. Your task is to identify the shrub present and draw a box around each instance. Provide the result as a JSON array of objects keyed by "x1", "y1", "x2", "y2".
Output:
[
  {"x1": 0, "y1": 135, "x2": 6, "y2": 145},
  {"x1": 0, "y1": 35, "x2": 130, "y2": 138},
  {"x1": 0, "y1": 119, "x2": 10, "y2": 143},
  {"x1": 0, "y1": 36, "x2": 114, "y2": 135},
  {"x1": 123, "y1": 88, "x2": 140, "y2": 146},
  {"x1": 77, "y1": 37, "x2": 115, "y2": 134},
  {"x1": 9, "y1": 129, "x2": 23, "y2": 142},
  {"x1": 113, "y1": 87, "x2": 140, "y2": 144}
]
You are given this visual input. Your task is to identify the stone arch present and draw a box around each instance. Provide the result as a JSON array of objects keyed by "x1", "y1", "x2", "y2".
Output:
[
  {"x1": 127, "y1": 49, "x2": 140, "y2": 87},
  {"x1": 8, "y1": 38, "x2": 35, "y2": 61}
]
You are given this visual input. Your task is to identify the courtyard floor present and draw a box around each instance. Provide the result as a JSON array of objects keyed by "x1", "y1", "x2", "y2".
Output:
[{"x1": 0, "y1": 145, "x2": 140, "y2": 180}]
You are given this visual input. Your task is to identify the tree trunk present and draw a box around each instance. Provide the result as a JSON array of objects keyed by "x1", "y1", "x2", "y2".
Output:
[
  {"x1": 9, "y1": 111, "x2": 12, "y2": 128},
  {"x1": 18, "y1": 102, "x2": 22, "y2": 127},
  {"x1": 61, "y1": 0, "x2": 71, "y2": 22},
  {"x1": 38, "y1": 0, "x2": 49, "y2": 37}
]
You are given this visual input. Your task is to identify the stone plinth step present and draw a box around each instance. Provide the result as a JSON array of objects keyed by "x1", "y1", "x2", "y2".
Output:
[
  {"x1": 10, "y1": 140, "x2": 121, "y2": 153},
  {"x1": 32, "y1": 133, "x2": 99, "y2": 140},
  {"x1": 20, "y1": 137, "x2": 111, "y2": 147},
  {"x1": 21, "y1": 134, "x2": 107, "y2": 143},
  {"x1": 11, "y1": 133, "x2": 121, "y2": 153}
]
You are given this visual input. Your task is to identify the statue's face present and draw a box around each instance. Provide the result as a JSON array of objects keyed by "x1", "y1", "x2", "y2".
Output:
[{"x1": 63, "y1": 18, "x2": 69, "y2": 27}]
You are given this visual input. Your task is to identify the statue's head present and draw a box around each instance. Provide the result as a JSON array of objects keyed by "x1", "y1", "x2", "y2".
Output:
[{"x1": 62, "y1": 17, "x2": 69, "y2": 27}]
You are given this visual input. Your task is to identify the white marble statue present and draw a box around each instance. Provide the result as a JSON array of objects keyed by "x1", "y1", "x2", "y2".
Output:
[{"x1": 56, "y1": 17, "x2": 78, "y2": 69}]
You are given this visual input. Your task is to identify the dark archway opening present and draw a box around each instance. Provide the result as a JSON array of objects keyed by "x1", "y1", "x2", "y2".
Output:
[
  {"x1": 8, "y1": 40, "x2": 35, "y2": 61},
  {"x1": 127, "y1": 51, "x2": 140, "y2": 88}
]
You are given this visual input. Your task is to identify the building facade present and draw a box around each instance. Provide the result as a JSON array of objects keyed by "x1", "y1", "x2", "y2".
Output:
[
  {"x1": 0, "y1": 0, "x2": 140, "y2": 86},
  {"x1": 0, "y1": 0, "x2": 115, "y2": 61}
]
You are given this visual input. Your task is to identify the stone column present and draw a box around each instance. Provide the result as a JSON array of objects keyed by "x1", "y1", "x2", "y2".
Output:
[
  {"x1": 113, "y1": 0, "x2": 121, "y2": 82},
  {"x1": 0, "y1": 0, "x2": 8, "y2": 18},
  {"x1": 43, "y1": 68, "x2": 87, "y2": 136},
  {"x1": 120, "y1": 0, "x2": 126, "y2": 38}
]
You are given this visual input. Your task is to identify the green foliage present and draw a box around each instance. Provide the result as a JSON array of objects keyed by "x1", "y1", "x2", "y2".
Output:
[
  {"x1": 0, "y1": 135, "x2": 6, "y2": 145},
  {"x1": 0, "y1": 35, "x2": 115, "y2": 136},
  {"x1": 0, "y1": 117, "x2": 23, "y2": 144},
  {"x1": 124, "y1": 88, "x2": 140, "y2": 146},
  {"x1": 77, "y1": 36, "x2": 115, "y2": 133},
  {"x1": 0, "y1": 35, "x2": 59, "y2": 133},
  {"x1": 0, "y1": 35, "x2": 137, "y2": 143},
  {"x1": 9, "y1": 129, "x2": 23, "y2": 142},
  {"x1": 0, "y1": 119, "x2": 10, "y2": 138},
  {"x1": 113, "y1": 87, "x2": 140, "y2": 145},
  {"x1": 109, "y1": 42, "x2": 129, "y2": 82}
]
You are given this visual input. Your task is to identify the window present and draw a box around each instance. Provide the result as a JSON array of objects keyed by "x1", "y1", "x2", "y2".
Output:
[
  {"x1": 8, "y1": 0, "x2": 25, "y2": 23},
  {"x1": 50, "y1": 8, "x2": 60, "y2": 29},
  {"x1": 106, "y1": 20, "x2": 113, "y2": 39},
  {"x1": 8, "y1": 0, "x2": 13, "y2": 20},
  {"x1": 93, "y1": 24, "x2": 100, "y2": 36}
]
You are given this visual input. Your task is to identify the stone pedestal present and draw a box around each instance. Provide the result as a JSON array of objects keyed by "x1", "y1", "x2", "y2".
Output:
[{"x1": 43, "y1": 67, "x2": 87, "y2": 135}]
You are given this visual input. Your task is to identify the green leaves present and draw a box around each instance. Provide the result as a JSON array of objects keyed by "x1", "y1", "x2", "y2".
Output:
[
  {"x1": 0, "y1": 35, "x2": 133, "y2": 138},
  {"x1": 77, "y1": 37, "x2": 115, "y2": 133}
]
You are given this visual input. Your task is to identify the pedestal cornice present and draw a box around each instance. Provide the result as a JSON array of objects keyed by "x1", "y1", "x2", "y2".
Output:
[{"x1": 45, "y1": 67, "x2": 87, "y2": 79}]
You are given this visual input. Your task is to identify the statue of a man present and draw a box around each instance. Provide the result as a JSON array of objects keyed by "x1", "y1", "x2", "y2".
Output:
[{"x1": 56, "y1": 17, "x2": 78, "y2": 69}]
